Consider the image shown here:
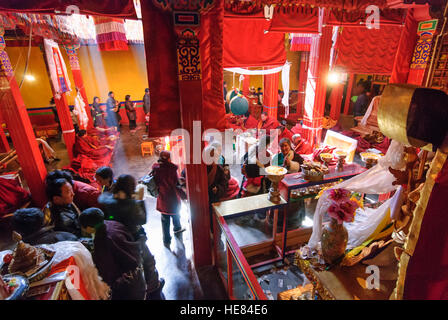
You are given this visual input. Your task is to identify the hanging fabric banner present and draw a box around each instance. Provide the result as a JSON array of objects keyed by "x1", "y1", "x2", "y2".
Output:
[
  {"x1": 94, "y1": 17, "x2": 128, "y2": 51},
  {"x1": 43, "y1": 38, "x2": 72, "y2": 95}
]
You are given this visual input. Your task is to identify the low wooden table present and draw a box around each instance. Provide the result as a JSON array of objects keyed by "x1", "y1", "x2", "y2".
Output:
[{"x1": 296, "y1": 258, "x2": 397, "y2": 300}]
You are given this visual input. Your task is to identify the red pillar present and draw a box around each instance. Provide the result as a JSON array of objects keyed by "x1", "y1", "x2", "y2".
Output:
[
  {"x1": 0, "y1": 49, "x2": 47, "y2": 207},
  {"x1": 302, "y1": 27, "x2": 333, "y2": 147},
  {"x1": 64, "y1": 45, "x2": 93, "y2": 129},
  {"x1": 263, "y1": 68, "x2": 279, "y2": 119},
  {"x1": 329, "y1": 83, "x2": 344, "y2": 121},
  {"x1": 242, "y1": 74, "x2": 250, "y2": 97},
  {"x1": 343, "y1": 73, "x2": 355, "y2": 115},
  {"x1": 0, "y1": 124, "x2": 10, "y2": 153},
  {"x1": 41, "y1": 46, "x2": 75, "y2": 161},
  {"x1": 141, "y1": 2, "x2": 215, "y2": 267}
]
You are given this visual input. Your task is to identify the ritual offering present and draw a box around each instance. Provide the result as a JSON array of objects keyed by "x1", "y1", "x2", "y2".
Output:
[
  {"x1": 301, "y1": 161, "x2": 328, "y2": 181},
  {"x1": 265, "y1": 165, "x2": 288, "y2": 203},
  {"x1": 319, "y1": 153, "x2": 333, "y2": 168},
  {"x1": 0, "y1": 274, "x2": 29, "y2": 300},
  {"x1": 7, "y1": 232, "x2": 55, "y2": 282},
  {"x1": 360, "y1": 152, "x2": 381, "y2": 169},
  {"x1": 335, "y1": 150, "x2": 347, "y2": 171}
]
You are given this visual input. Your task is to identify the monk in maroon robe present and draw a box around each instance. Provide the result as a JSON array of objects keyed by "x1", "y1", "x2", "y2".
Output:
[
  {"x1": 258, "y1": 111, "x2": 280, "y2": 135},
  {"x1": 73, "y1": 130, "x2": 112, "y2": 160},
  {"x1": 292, "y1": 134, "x2": 313, "y2": 155}
]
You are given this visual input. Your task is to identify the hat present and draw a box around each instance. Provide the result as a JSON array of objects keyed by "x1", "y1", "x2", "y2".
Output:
[{"x1": 160, "y1": 150, "x2": 171, "y2": 160}]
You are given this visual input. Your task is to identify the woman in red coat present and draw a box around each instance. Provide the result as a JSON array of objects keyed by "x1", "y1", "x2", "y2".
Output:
[{"x1": 152, "y1": 151, "x2": 185, "y2": 248}]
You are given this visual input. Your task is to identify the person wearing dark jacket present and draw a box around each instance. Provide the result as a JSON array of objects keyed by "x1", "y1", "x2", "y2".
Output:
[
  {"x1": 91, "y1": 96, "x2": 105, "y2": 128},
  {"x1": 13, "y1": 208, "x2": 78, "y2": 245},
  {"x1": 124, "y1": 95, "x2": 137, "y2": 132},
  {"x1": 95, "y1": 166, "x2": 115, "y2": 193},
  {"x1": 79, "y1": 208, "x2": 146, "y2": 300},
  {"x1": 143, "y1": 88, "x2": 151, "y2": 115},
  {"x1": 152, "y1": 151, "x2": 185, "y2": 248},
  {"x1": 45, "y1": 177, "x2": 82, "y2": 237},
  {"x1": 98, "y1": 174, "x2": 165, "y2": 300}
]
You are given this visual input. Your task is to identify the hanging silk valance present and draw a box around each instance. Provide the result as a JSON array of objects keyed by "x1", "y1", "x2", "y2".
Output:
[{"x1": 223, "y1": 18, "x2": 286, "y2": 68}]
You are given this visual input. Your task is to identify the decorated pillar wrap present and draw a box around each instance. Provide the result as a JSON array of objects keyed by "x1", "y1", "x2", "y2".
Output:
[
  {"x1": 303, "y1": 26, "x2": 333, "y2": 147},
  {"x1": 42, "y1": 39, "x2": 75, "y2": 161},
  {"x1": 263, "y1": 67, "x2": 280, "y2": 119},
  {"x1": 407, "y1": 19, "x2": 438, "y2": 85},
  {"x1": 0, "y1": 27, "x2": 47, "y2": 206},
  {"x1": 64, "y1": 44, "x2": 93, "y2": 129},
  {"x1": 242, "y1": 73, "x2": 250, "y2": 97},
  {"x1": 297, "y1": 51, "x2": 309, "y2": 117},
  {"x1": 141, "y1": 0, "x2": 225, "y2": 267},
  {"x1": 94, "y1": 17, "x2": 128, "y2": 51}
]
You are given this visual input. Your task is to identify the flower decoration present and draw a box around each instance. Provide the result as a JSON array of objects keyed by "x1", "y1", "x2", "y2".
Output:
[
  {"x1": 328, "y1": 188, "x2": 351, "y2": 203},
  {"x1": 327, "y1": 188, "x2": 360, "y2": 224}
]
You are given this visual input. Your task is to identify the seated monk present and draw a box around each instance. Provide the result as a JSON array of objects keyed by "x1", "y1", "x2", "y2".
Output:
[
  {"x1": 220, "y1": 165, "x2": 240, "y2": 201},
  {"x1": 278, "y1": 125, "x2": 294, "y2": 142},
  {"x1": 292, "y1": 134, "x2": 313, "y2": 155},
  {"x1": 73, "y1": 130, "x2": 113, "y2": 160},
  {"x1": 258, "y1": 111, "x2": 280, "y2": 135},
  {"x1": 241, "y1": 112, "x2": 259, "y2": 130}
]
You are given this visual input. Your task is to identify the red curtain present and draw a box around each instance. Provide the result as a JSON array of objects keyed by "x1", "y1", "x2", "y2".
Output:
[
  {"x1": 269, "y1": 6, "x2": 319, "y2": 33},
  {"x1": 141, "y1": 1, "x2": 226, "y2": 137},
  {"x1": 326, "y1": 8, "x2": 405, "y2": 26},
  {"x1": 0, "y1": 0, "x2": 136, "y2": 18},
  {"x1": 403, "y1": 159, "x2": 448, "y2": 299},
  {"x1": 223, "y1": 18, "x2": 286, "y2": 68},
  {"x1": 389, "y1": 8, "x2": 419, "y2": 83},
  {"x1": 334, "y1": 25, "x2": 403, "y2": 74},
  {"x1": 199, "y1": 0, "x2": 227, "y2": 132},
  {"x1": 141, "y1": 2, "x2": 181, "y2": 137}
]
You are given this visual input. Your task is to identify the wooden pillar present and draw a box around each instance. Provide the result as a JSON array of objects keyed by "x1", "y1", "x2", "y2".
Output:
[
  {"x1": 263, "y1": 68, "x2": 279, "y2": 119},
  {"x1": 302, "y1": 27, "x2": 333, "y2": 147},
  {"x1": 64, "y1": 45, "x2": 93, "y2": 129},
  {"x1": 343, "y1": 73, "x2": 355, "y2": 115},
  {"x1": 0, "y1": 44, "x2": 47, "y2": 207},
  {"x1": 41, "y1": 45, "x2": 75, "y2": 161}
]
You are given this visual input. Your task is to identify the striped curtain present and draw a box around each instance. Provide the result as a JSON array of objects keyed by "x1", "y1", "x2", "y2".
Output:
[{"x1": 94, "y1": 17, "x2": 128, "y2": 51}]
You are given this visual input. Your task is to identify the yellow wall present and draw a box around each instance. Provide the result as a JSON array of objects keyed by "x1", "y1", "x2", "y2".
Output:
[{"x1": 5, "y1": 45, "x2": 149, "y2": 108}]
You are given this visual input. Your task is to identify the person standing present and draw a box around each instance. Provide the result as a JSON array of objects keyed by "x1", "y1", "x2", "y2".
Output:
[
  {"x1": 91, "y1": 96, "x2": 105, "y2": 128},
  {"x1": 143, "y1": 88, "x2": 151, "y2": 115},
  {"x1": 152, "y1": 151, "x2": 185, "y2": 248},
  {"x1": 143, "y1": 88, "x2": 151, "y2": 132},
  {"x1": 98, "y1": 174, "x2": 165, "y2": 300},
  {"x1": 124, "y1": 95, "x2": 137, "y2": 132},
  {"x1": 106, "y1": 91, "x2": 119, "y2": 131}
]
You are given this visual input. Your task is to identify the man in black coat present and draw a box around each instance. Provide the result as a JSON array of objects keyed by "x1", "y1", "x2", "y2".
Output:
[{"x1": 12, "y1": 208, "x2": 78, "y2": 245}]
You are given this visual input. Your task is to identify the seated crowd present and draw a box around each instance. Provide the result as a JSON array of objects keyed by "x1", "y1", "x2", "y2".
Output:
[{"x1": 11, "y1": 167, "x2": 170, "y2": 300}]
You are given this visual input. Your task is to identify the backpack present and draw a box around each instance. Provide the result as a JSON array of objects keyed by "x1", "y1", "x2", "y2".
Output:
[{"x1": 139, "y1": 171, "x2": 159, "y2": 198}]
